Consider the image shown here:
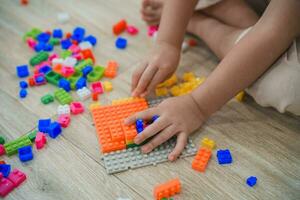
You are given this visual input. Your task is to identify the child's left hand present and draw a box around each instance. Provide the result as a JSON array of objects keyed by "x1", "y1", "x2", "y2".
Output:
[{"x1": 124, "y1": 94, "x2": 205, "y2": 161}]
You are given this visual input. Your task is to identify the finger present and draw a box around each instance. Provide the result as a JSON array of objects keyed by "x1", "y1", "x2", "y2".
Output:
[
  {"x1": 145, "y1": 69, "x2": 167, "y2": 94},
  {"x1": 141, "y1": 125, "x2": 178, "y2": 153},
  {"x1": 131, "y1": 63, "x2": 147, "y2": 95},
  {"x1": 168, "y1": 133, "x2": 188, "y2": 161},
  {"x1": 124, "y1": 107, "x2": 157, "y2": 125},
  {"x1": 134, "y1": 116, "x2": 169, "y2": 144},
  {"x1": 133, "y1": 64, "x2": 158, "y2": 97}
]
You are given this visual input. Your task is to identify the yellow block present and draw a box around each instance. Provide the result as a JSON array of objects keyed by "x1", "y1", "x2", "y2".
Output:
[
  {"x1": 103, "y1": 81, "x2": 113, "y2": 92},
  {"x1": 183, "y1": 72, "x2": 196, "y2": 82},
  {"x1": 89, "y1": 102, "x2": 101, "y2": 111},
  {"x1": 157, "y1": 74, "x2": 178, "y2": 88},
  {"x1": 235, "y1": 91, "x2": 245, "y2": 102},
  {"x1": 155, "y1": 87, "x2": 168, "y2": 97},
  {"x1": 201, "y1": 137, "x2": 216, "y2": 150}
]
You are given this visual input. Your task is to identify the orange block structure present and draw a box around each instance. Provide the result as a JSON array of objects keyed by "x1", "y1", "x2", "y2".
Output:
[
  {"x1": 153, "y1": 178, "x2": 181, "y2": 200},
  {"x1": 192, "y1": 147, "x2": 211, "y2": 172},
  {"x1": 91, "y1": 98, "x2": 148, "y2": 153},
  {"x1": 113, "y1": 19, "x2": 127, "y2": 35},
  {"x1": 104, "y1": 60, "x2": 119, "y2": 78}
]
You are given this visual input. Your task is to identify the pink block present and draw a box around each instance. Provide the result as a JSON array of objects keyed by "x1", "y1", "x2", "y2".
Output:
[
  {"x1": 58, "y1": 114, "x2": 71, "y2": 128},
  {"x1": 35, "y1": 132, "x2": 47, "y2": 150},
  {"x1": 73, "y1": 53, "x2": 83, "y2": 61},
  {"x1": 26, "y1": 37, "x2": 37, "y2": 49},
  {"x1": 61, "y1": 66, "x2": 75, "y2": 77},
  {"x1": 7, "y1": 169, "x2": 26, "y2": 187},
  {"x1": 68, "y1": 44, "x2": 81, "y2": 54},
  {"x1": 91, "y1": 82, "x2": 103, "y2": 94},
  {"x1": 48, "y1": 53, "x2": 59, "y2": 62},
  {"x1": 70, "y1": 102, "x2": 84, "y2": 115},
  {"x1": 0, "y1": 145, "x2": 5, "y2": 156},
  {"x1": 126, "y1": 25, "x2": 139, "y2": 35},
  {"x1": 0, "y1": 178, "x2": 14, "y2": 197},
  {"x1": 147, "y1": 25, "x2": 159, "y2": 36}
]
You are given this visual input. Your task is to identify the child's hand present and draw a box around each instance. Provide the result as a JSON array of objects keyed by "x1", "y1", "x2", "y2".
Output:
[
  {"x1": 124, "y1": 94, "x2": 205, "y2": 161},
  {"x1": 131, "y1": 41, "x2": 181, "y2": 97}
]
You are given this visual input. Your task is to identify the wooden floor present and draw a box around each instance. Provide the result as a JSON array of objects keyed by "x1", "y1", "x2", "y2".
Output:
[{"x1": 0, "y1": 0, "x2": 300, "y2": 199}]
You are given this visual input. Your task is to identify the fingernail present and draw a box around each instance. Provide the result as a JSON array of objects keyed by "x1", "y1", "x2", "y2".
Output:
[
  {"x1": 142, "y1": 146, "x2": 150, "y2": 153},
  {"x1": 169, "y1": 154, "x2": 175, "y2": 161}
]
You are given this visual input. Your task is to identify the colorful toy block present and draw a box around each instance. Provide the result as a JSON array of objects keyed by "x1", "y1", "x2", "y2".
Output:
[
  {"x1": 61, "y1": 66, "x2": 75, "y2": 77},
  {"x1": 57, "y1": 12, "x2": 70, "y2": 24},
  {"x1": 152, "y1": 115, "x2": 159, "y2": 122},
  {"x1": 30, "y1": 51, "x2": 49, "y2": 66},
  {"x1": 48, "y1": 122, "x2": 62, "y2": 139},
  {"x1": 68, "y1": 71, "x2": 83, "y2": 90},
  {"x1": 91, "y1": 82, "x2": 103, "y2": 94},
  {"x1": 58, "y1": 78, "x2": 71, "y2": 92},
  {"x1": 57, "y1": 104, "x2": 71, "y2": 115},
  {"x1": 183, "y1": 72, "x2": 196, "y2": 82},
  {"x1": 103, "y1": 81, "x2": 113, "y2": 92},
  {"x1": 70, "y1": 102, "x2": 84, "y2": 114},
  {"x1": 33, "y1": 73, "x2": 47, "y2": 85},
  {"x1": 35, "y1": 132, "x2": 47, "y2": 150},
  {"x1": 155, "y1": 87, "x2": 168, "y2": 97},
  {"x1": 72, "y1": 27, "x2": 85, "y2": 42},
  {"x1": 49, "y1": 38, "x2": 60, "y2": 46},
  {"x1": 157, "y1": 74, "x2": 177, "y2": 88},
  {"x1": 45, "y1": 71, "x2": 63, "y2": 86},
  {"x1": 82, "y1": 66, "x2": 93, "y2": 77},
  {"x1": 63, "y1": 57, "x2": 77, "y2": 67},
  {"x1": 87, "y1": 66, "x2": 105, "y2": 82},
  {"x1": 23, "y1": 28, "x2": 42, "y2": 41},
  {"x1": 79, "y1": 41, "x2": 92, "y2": 50},
  {"x1": 0, "y1": 145, "x2": 5, "y2": 156},
  {"x1": 27, "y1": 129, "x2": 37, "y2": 142},
  {"x1": 18, "y1": 146, "x2": 33, "y2": 162},
  {"x1": 75, "y1": 77, "x2": 87, "y2": 89},
  {"x1": 216, "y1": 149, "x2": 232, "y2": 165},
  {"x1": 201, "y1": 137, "x2": 215, "y2": 150},
  {"x1": 19, "y1": 81, "x2": 28, "y2": 89},
  {"x1": 148, "y1": 25, "x2": 158, "y2": 36},
  {"x1": 37, "y1": 32, "x2": 50, "y2": 43},
  {"x1": 192, "y1": 147, "x2": 211, "y2": 172},
  {"x1": 19, "y1": 89, "x2": 27, "y2": 98},
  {"x1": 115, "y1": 37, "x2": 127, "y2": 49},
  {"x1": 136, "y1": 119, "x2": 144, "y2": 133},
  {"x1": 113, "y1": 19, "x2": 127, "y2": 35},
  {"x1": 83, "y1": 35, "x2": 97, "y2": 46},
  {"x1": 0, "y1": 164, "x2": 11, "y2": 177},
  {"x1": 153, "y1": 178, "x2": 181, "y2": 200},
  {"x1": 104, "y1": 60, "x2": 118, "y2": 78},
  {"x1": 53, "y1": 29, "x2": 63, "y2": 38},
  {"x1": 54, "y1": 88, "x2": 72, "y2": 105},
  {"x1": 74, "y1": 58, "x2": 93, "y2": 72},
  {"x1": 61, "y1": 39, "x2": 72, "y2": 49},
  {"x1": 16, "y1": 65, "x2": 29, "y2": 78},
  {"x1": 57, "y1": 114, "x2": 71, "y2": 128},
  {"x1": 60, "y1": 50, "x2": 72, "y2": 59},
  {"x1": 91, "y1": 92, "x2": 98, "y2": 101},
  {"x1": 0, "y1": 136, "x2": 5, "y2": 145},
  {"x1": 76, "y1": 87, "x2": 91, "y2": 100},
  {"x1": 39, "y1": 65, "x2": 52, "y2": 74},
  {"x1": 38, "y1": 118, "x2": 51, "y2": 133},
  {"x1": 7, "y1": 169, "x2": 26, "y2": 187},
  {"x1": 126, "y1": 25, "x2": 139, "y2": 35},
  {"x1": 3, "y1": 135, "x2": 32, "y2": 156},
  {"x1": 0, "y1": 177, "x2": 14, "y2": 197},
  {"x1": 41, "y1": 94, "x2": 54, "y2": 104},
  {"x1": 81, "y1": 49, "x2": 95, "y2": 63},
  {"x1": 235, "y1": 91, "x2": 245, "y2": 102},
  {"x1": 246, "y1": 176, "x2": 257, "y2": 187}
]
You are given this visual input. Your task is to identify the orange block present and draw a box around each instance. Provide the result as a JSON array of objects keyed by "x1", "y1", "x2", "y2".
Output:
[
  {"x1": 28, "y1": 77, "x2": 35, "y2": 87},
  {"x1": 104, "y1": 60, "x2": 119, "y2": 78},
  {"x1": 192, "y1": 147, "x2": 211, "y2": 172},
  {"x1": 153, "y1": 178, "x2": 181, "y2": 200},
  {"x1": 52, "y1": 64, "x2": 63, "y2": 74},
  {"x1": 113, "y1": 19, "x2": 127, "y2": 35},
  {"x1": 92, "y1": 92, "x2": 98, "y2": 101},
  {"x1": 81, "y1": 49, "x2": 95, "y2": 63},
  {"x1": 66, "y1": 32, "x2": 72, "y2": 39}
]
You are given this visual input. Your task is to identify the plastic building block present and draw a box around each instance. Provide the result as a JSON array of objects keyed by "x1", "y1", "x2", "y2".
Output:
[
  {"x1": 92, "y1": 92, "x2": 98, "y2": 101},
  {"x1": 61, "y1": 39, "x2": 72, "y2": 49},
  {"x1": 18, "y1": 146, "x2": 33, "y2": 162},
  {"x1": 115, "y1": 37, "x2": 127, "y2": 49},
  {"x1": 75, "y1": 77, "x2": 87, "y2": 90},
  {"x1": 19, "y1": 89, "x2": 27, "y2": 98},
  {"x1": 28, "y1": 77, "x2": 34, "y2": 86},
  {"x1": 38, "y1": 118, "x2": 51, "y2": 133},
  {"x1": 74, "y1": 58, "x2": 93, "y2": 72},
  {"x1": 39, "y1": 65, "x2": 52, "y2": 74},
  {"x1": 183, "y1": 72, "x2": 196, "y2": 82},
  {"x1": 37, "y1": 32, "x2": 50, "y2": 43},
  {"x1": 216, "y1": 149, "x2": 232, "y2": 165},
  {"x1": 246, "y1": 176, "x2": 257, "y2": 187},
  {"x1": 89, "y1": 102, "x2": 101, "y2": 111},
  {"x1": 63, "y1": 56, "x2": 77, "y2": 67},
  {"x1": 54, "y1": 88, "x2": 72, "y2": 105},
  {"x1": 79, "y1": 41, "x2": 92, "y2": 50},
  {"x1": 16, "y1": 65, "x2": 29, "y2": 78},
  {"x1": 0, "y1": 177, "x2": 14, "y2": 197},
  {"x1": 0, "y1": 145, "x2": 4, "y2": 156},
  {"x1": 76, "y1": 87, "x2": 91, "y2": 100},
  {"x1": 58, "y1": 78, "x2": 71, "y2": 92},
  {"x1": 44, "y1": 43, "x2": 53, "y2": 52},
  {"x1": 0, "y1": 136, "x2": 5, "y2": 145},
  {"x1": 103, "y1": 81, "x2": 113, "y2": 92},
  {"x1": 49, "y1": 38, "x2": 60, "y2": 46},
  {"x1": 61, "y1": 66, "x2": 75, "y2": 78},
  {"x1": 0, "y1": 164, "x2": 11, "y2": 177},
  {"x1": 57, "y1": 104, "x2": 71, "y2": 115},
  {"x1": 60, "y1": 50, "x2": 72, "y2": 59},
  {"x1": 104, "y1": 60, "x2": 118, "y2": 78},
  {"x1": 201, "y1": 137, "x2": 215, "y2": 150},
  {"x1": 27, "y1": 129, "x2": 37, "y2": 142},
  {"x1": 136, "y1": 119, "x2": 144, "y2": 133},
  {"x1": 48, "y1": 122, "x2": 62, "y2": 139},
  {"x1": 34, "y1": 42, "x2": 46, "y2": 52},
  {"x1": 26, "y1": 37, "x2": 36, "y2": 49},
  {"x1": 235, "y1": 91, "x2": 245, "y2": 102},
  {"x1": 72, "y1": 27, "x2": 85, "y2": 42},
  {"x1": 148, "y1": 25, "x2": 159, "y2": 36},
  {"x1": 81, "y1": 49, "x2": 95, "y2": 63},
  {"x1": 23, "y1": 28, "x2": 42, "y2": 41},
  {"x1": 153, "y1": 178, "x2": 181, "y2": 200},
  {"x1": 155, "y1": 87, "x2": 168, "y2": 97},
  {"x1": 83, "y1": 35, "x2": 97, "y2": 46},
  {"x1": 7, "y1": 169, "x2": 26, "y2": 187},
  {"x1": 82, "y1": 66, "x2": 93, "y2": 77},
  {"x1": 152, "y1": 115, "x2": 159, "y2": 122},
  {"x1": 53, "y1": 29, "x2": 63, "y2": 38},
  {"x1": 158, "y1": 74, "x2": 178, "y2": 88},
  {"x1": 57, "y1": 12, "x2": 70, "y2": 24},
  {"x1": 33, "y1": 73, "x2": 47, "y2": 85},
  {"x1": 102, "y1": 137, "x2": 197, "y2": 174},
  {"x1": 66, "y1": 71, "x2": 82, "y2": 90},
  {"x1": 19, "y1": 81, "x2": 28, "y2": 89},
  {"x1": 45, "y1": 71, "x2": 63, "y2": 86},
  {"x1": 87, "y1": 66, "x2": 105, "y2": 82},
  {"x1": 113, "y1": 19, "x2": 127, "y2": 35},
  {"x1": 126, "y1": 25, "x2": 139, "y2": 35},
  {"x1": 3, "y1": 135, "x2": 32, "y2": 156},
  {"x1": 41, "y1": 94, "x2": 54, "y2": 104},
  {"x1": 35, "y1": 132, "x2": 47, "y2": 150},
  {"x1": 57, "y1": 114, "x2": 71, "y2": 128},
  {"x1": 70, "y1": 102, "x2": 84, "y2": 114},
  {"x1": 192, "y1": 147, "x2": 211, "y2": 172},
  {"x1": 30, "y1": 51, "x2": 49, "y2": 66},
  {"x1": 91, "y1": 82, "x2": 103, "y2": 94}
]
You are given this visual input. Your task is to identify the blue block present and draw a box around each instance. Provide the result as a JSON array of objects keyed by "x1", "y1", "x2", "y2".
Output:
[
  {"x1": 0, "y1": 164, "x2": 11, "y2": 177},
  {"x1": 136, "y1": 119, "x2": 144, "y2": 133},
  {"x1": 75, "y1": 77, "x2": 86, "y2": 89},
  {"x1": 58, "y1": 78, "x2": 71, "y2": 92},
  {"x1": 72, "y1": 27, "x2": 85, "y2": 42},
  {"x1": 44, "y1": 43, "x2": 53, "y2": 52},
  {"x1": 246, "y1": 176, "x2": 257, "y2": 187},
  {"x1": 53, "y1": 29, "x2": 63, "y2": 38},
  {"x1": 16, "y1": 65, "x2": 29, "y2": 78},
  {"x1": 48, "y1": 122, "x2": 62, "y2": 139},
  {"x1": 19, "y1": 89, "x2": 27, "y2": 98},
  {"x1": 216, "y1": 149, "x2": 233, "y2": 165},
  {"x1": 38, "y1": 118, "x2": 51, "y2": 133},
  {"x1": 37, "y1": 32, "x2": 51, "y2": 43},
  {"x1": 115, "y1": 37, "x2": 127, "y2": 49},
  {"x1": 83, "y1": 35, "x2": 97, "y2": 46},
  {"x1": 152, "y1": 115, "x2": 159, "y2": 122},
  {"x1": 39, "y1": 65, "x2": 52, "y2": 74},
  {"x1": 61, "y1": 39, "x2": 72, "y2": 49},
  {"x1": 18, "y1": 146, "x2": 34, "y2": 162},
  {"x1": 81, "y1": 66, "x2": 93, "y2": 77},
  {"x1": 35, "y1": 75, "x2": 46, "y2": 84},
  {"x1": 19, "y1": 81, "x2": 28, "y2": 89},
  {"x1": 34, "y1": 42, "x2": 46, "y2": 52}
]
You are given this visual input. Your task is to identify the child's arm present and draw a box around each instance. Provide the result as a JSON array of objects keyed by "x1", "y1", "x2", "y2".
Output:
[{"x1": 131, "y1": 0, "x2": 199, "y2": 97}]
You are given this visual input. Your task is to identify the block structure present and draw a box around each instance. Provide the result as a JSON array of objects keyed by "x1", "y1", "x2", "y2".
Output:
[
  {"x1": 4, "y1": 136, "x2": 32, "y2": 156},
  {"x1": 153, "y1": 178, "x2": 181, "y2": 200},
  {"x1": 54, "y1": 88, "x2": 72, "y2": 105},
  {"x1": 192, "y1": 147, "x2": 211, "y2": 172},
  {"x1": 216, "y1": 149, "x2": 233, "y2": 165}
]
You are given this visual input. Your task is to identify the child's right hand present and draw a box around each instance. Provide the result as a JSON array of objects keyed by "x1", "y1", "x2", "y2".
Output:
[{"x1": 131, "y1": 41, "x2": 181, "y2": 97}]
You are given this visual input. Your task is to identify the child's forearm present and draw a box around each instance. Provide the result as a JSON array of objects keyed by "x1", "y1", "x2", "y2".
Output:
[
  {"x1": 191, "y1": 0, "x2": 300, "y2": 118},
  {"x1": 156, "y1": 0, "x2": 198, "y2": 48}
]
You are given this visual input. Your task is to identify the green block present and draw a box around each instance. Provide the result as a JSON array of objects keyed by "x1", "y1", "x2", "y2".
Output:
[
  {"x1": 67, "y1": 71, "x2": 83, "y2": 90},
  {"x1": 23, "y1": 28, "x2": 42, "y2": 41},
  {"x1": 0, "y1": 136, "x2": 5, "y2": 144},
  {"x1": 27, "y1": 129, "x2": 38, "y2": 142},
  {"x1": 41, "y1": 94, "x2": 54, "y2": 104},
  {"x1": 74, "y1": 58, "x2": 93, "y2": 72},
  {"x1": 30, "y1": 51, "x2": 49, "y2": 66},
  {"x1": 87, "y1": 66, "x2": 105, "y2": 82},
  {"x1": 49, "y1": 38, "x2": 60, "y2": 46},
  {"x1": 54, "y1": 88, "x2": 72, "y2": 105},
  {"x1": 126, "y1": 143, "x2": 139, "y2": 149},
  {"x1": 4, "y1": 135, "x2": 32, "y2": 156},
  {"x1": 61, "y1": 50, "x2": 72, "y2": 59},
  {"x1": 45, "y1": 71, "x2": 63, "y2": 86}
]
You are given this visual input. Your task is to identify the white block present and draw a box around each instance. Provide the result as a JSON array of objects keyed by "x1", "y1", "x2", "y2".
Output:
[
  {"x1": 63, "y1": 57, "x2": 77, "y2": 67},
  {"x1": 57, "y1": 105, "x2": 70, "y2": 115},
  {"x1": 76, "y1": 87, "x2": 91, "y2": 101},
  {"x1": 79, "y1": 41, "x2": 93, "y2": 50},
  {"x1": 57, "y1": 12, "x2": 70, "y2": 24}
]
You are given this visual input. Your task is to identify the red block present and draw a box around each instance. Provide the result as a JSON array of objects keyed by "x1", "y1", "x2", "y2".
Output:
[
  {"x1": 0, "y1": 145, "x2": 5, "y2": 156},
  {"x1": 92, "y1": 92, "x2": 98, "y2": 101},
  {"x1": 0, "y1": 178, "x2": 14, "y2": 197},
  {"x1": 91, "y1": 82, "x2": 103, "y2": 94},
  {"x1": 35, "y1": 132, "x2": 47, "y2": 150},
  {"x1": 7, "y1": 169, "x2": 26, "y2": 187},
  {"x1": 81, "y1": 49, "x2": 95, "y2": 63},
  {"x1": 113, "y1": 19, "x2": 127, "y2": 35}
]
